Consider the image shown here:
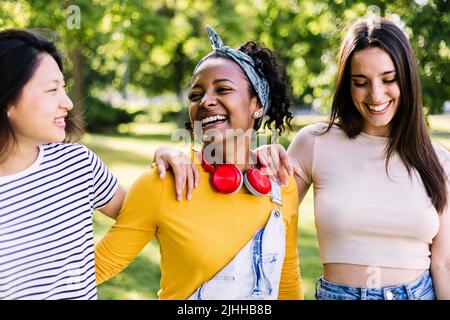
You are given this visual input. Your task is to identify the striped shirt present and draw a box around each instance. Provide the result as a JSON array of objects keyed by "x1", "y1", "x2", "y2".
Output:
[{"x1": 0, "y1": 143, "x2": 118, "y2": 300}]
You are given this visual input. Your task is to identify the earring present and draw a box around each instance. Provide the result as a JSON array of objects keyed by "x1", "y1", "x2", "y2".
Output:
[{"x1": 253, "y1": 111, "x2": 260, "y2": 118}]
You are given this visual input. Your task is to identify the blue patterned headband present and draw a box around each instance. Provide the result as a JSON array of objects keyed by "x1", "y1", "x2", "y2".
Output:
[{"x1": 194, "y1": 25, "x2": 270, "y2": 130}]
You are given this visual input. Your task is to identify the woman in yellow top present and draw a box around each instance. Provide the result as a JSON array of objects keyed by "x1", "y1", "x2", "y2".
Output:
[{"x1": 94, "y1": 26, "x2": 303, "y2": 300}]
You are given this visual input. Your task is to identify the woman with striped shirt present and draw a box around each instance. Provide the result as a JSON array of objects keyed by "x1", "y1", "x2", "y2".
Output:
[{"x1": 0, "y1": 29, "x2": 126, "y2": 300}]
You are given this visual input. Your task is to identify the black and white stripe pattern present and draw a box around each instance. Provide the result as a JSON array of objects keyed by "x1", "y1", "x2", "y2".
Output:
[{"x1": 0, "y1": 143, "x2": 118, "y2": 300}]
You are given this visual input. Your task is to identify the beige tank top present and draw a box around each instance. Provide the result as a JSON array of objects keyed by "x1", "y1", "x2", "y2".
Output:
[{"x1": 288, "y1": 123, "x2": 450, "y2": 269}]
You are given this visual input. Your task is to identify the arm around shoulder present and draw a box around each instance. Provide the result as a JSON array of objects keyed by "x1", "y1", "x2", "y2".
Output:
[{"x1": 99, "y1": 185, "x2": 127, "y2": 220}]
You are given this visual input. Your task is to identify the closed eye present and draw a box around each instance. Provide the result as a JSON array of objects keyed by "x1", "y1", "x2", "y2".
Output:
[
  {"x1": 46, "y1": 83, "x2": 66, "y2": 93},
  {"x1": 352, "y1": 82, "x2": 367, "y2": 87},
  {"x1": 188, "y1": 92, "x2": 202, "y2": 101},
  {"x1": 217, "y1": 87, "x2": 232, "y2": 93}
]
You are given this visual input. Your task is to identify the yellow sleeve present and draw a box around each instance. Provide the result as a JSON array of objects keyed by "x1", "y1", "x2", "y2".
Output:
[
  {"x1": 278, "y1": 176, "x2": 303, "y2": 300},
  {"x1": 95, "y1": 169, "x2": 164, "y2": 284}
]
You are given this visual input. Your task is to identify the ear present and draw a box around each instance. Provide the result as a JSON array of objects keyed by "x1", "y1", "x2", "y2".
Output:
[
  {"x1": 250, "y1": 96, "x2": 263, "y2": 118},
  {"x1": 253, "y1": 108, "x2": 264, "y2": 119},
  {"x1": 6, "y1": 105, "x2": 14, "y2": 118}
]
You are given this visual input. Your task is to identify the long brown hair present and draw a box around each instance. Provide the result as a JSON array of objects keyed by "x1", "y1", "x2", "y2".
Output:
[
  {"x1": 326, "y1": 18, "x2": 447, "y2": 214},
  {"x1": 0, "y1": 29, "x2": 83, "y2": 162}
]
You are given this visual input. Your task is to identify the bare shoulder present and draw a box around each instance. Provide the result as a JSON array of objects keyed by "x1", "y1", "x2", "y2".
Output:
[{"x1": 288, "y1": 123, "x2": 328, "y2": 157}]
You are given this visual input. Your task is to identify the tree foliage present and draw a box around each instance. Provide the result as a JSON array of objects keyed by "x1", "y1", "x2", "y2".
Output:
[{"x1": 0, "y1": 0, "x2": 448, "y2": 132}]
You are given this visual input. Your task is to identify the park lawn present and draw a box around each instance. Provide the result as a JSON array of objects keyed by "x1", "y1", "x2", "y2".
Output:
[{"x1": 86, "y1": 115, "x2": 450, "y2": 300}]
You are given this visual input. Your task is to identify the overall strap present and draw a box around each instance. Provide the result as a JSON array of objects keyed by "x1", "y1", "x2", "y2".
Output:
[{"x1": 269, "y1": 180, "x2": 282, "y2": 206}]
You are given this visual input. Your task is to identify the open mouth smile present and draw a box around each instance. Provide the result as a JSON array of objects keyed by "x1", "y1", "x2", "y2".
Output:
[
  {"x1": 200, "y1": 114, "x2": 228, "y2": 128},
  {"x1": 365, "y1": 100, "x2": 391, "y2": 114}
]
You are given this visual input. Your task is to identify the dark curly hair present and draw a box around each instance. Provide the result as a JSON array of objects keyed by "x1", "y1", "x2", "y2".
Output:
[{"x1": 186, "y1": 41, "x2": 293, "y2": 135}]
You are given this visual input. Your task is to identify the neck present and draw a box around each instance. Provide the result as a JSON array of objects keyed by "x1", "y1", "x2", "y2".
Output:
[
  {"x1": 0, "y1": 140, "x2": 40, "y2": 176},
  {"x1": 362, "y1": 124, "x2": 390, "y2": 137}
]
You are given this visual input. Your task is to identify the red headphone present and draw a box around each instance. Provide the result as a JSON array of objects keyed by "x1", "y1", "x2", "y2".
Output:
[{"x1": 201, "y1": 154, "x2": 272, "y2": 196}]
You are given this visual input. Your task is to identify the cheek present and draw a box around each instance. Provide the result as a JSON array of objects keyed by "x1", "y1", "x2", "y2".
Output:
[
  {"x1": 188, "y1": 104, "x2": 197, "y2": 122},
  {"x1": 351, "y1": 87, "x2": 366, "y2": 104},
  {"x1": 350, "y1": 88, "x2": 369, "y2": 116},
  {"x1": 390, "y1": 84, "x2": 401, "y2": 100}
]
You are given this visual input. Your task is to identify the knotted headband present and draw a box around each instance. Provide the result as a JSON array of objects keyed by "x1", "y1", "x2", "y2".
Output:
[{"x1": 194, "y1": 25, "x2": 270, "y2": 130}]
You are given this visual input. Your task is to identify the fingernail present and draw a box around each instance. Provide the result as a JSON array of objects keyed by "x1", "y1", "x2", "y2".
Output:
[
  {"x1": 195, "y1": 182, "x2": 198, "y2": 188},
  {"x1": 177, "y1": 195, "x2": 182, "y2": 201},
  {"x1": 187, "y1": 193, "x2": 192, "y2": 200}
]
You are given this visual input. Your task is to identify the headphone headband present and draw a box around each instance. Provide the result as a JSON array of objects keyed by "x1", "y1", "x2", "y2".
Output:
[{"x1": 200, "y1": 152, "x2": 271, "y2": 196}]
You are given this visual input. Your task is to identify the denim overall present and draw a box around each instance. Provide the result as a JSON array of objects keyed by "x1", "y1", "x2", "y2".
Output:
[{"x1": 188, "y1": 182, "x2": 286, "y2": 300}]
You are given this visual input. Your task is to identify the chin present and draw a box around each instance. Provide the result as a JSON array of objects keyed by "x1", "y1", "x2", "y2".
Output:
[
  {"x1": 201, "y1": 128, "x2": 226, "y2": 143},
  {"x1": 370, "y1": 120, "x2": 391, "y2": 128},
  {"x1": 49, "y1": 134, "x2": 67, "y2": 143}
]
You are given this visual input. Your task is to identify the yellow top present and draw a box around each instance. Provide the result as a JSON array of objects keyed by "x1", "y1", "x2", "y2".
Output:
[{"x1": 95, "y1": 165, "x2": 303, "y2": 300}]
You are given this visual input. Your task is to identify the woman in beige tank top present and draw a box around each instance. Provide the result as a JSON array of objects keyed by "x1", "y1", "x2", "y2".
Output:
[{"x1": 154, "y1": 18, "x2": 450, "y2": 300}]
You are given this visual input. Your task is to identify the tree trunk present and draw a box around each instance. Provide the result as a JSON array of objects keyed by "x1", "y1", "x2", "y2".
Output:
[
  {"x1": 69, "y1": 47, "x2": 85, "y2": 129},
  {"x1": 174, "y1": 43, "x2": 187, "y2": 128}
]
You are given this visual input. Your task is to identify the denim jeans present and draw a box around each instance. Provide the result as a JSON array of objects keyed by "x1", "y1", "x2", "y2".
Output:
[{"x1": 315, "y1": 269, "x2": 435, "y2": 300}]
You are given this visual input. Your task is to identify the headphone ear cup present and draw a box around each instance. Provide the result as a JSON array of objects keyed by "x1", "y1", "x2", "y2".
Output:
[
  {"x1": 244, "y1": 168, "x2": 272, "y2": 196},
  {"x1": 211, "y1": 164, "x2": 243, "y2": 194}
]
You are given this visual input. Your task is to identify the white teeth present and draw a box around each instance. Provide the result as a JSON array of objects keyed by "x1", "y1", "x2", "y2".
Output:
[
  {"x1": 367, "y1": 101, "x2": 390, "y2": 112},
  {"x1": 201, "y1": 115, "x2": 227, "y2": 125}
]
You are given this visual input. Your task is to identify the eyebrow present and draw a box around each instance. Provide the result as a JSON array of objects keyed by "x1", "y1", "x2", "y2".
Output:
[
  {"x1": 43, "y1": 80, "x2": 65, "y2": 85},
  {"x1": 191, "y1": 78, "x2": 236, "y2": 89},
  {"x1": 213, "y1": 78, "x2": 235, "y2": 84},
  {"x1": 351, "y1": 70, "x2": 396, "y2": 78}
]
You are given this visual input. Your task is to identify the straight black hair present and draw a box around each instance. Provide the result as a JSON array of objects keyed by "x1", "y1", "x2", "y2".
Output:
[{"x1": 0, "y1": 29, "x2": 83, "y2": 162}]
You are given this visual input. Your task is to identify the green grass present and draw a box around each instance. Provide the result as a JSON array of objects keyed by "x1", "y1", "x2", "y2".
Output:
[{"x1": 88, "y1": 115, "x2": 450, "y2": 300}]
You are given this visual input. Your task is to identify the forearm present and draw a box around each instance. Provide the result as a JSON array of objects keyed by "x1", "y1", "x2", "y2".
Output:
[
  {"x1": 95, "y1": 227, "x2": 153, "y2": 284},
  {"x1": 431, "y1": 263, "x2": 450, "y2": 299}
]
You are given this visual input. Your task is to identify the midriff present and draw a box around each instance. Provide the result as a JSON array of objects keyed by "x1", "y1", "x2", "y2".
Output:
[{"x1": 323, "y1": 263, "x2": 426, "y2": 287}]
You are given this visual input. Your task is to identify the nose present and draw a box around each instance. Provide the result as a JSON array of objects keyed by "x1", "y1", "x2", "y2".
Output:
[
  {"x1": 199, "y1": 92, "x2": 217, "y2": 108},
  {"x1": 369, "y1": 82, "x2": 385, "y2": 103},
  {"x1": 60, "y1": 92, "x2": 74, "y2": 111}
]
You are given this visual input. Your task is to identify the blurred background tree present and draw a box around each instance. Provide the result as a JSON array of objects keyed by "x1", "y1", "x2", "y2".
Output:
[{"x1": 0, "y1": 0, "x2": 448, "y2": 129}]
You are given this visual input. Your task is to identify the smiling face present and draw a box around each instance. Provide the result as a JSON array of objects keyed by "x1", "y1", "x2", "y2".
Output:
[
  {"x1": 7, "y1": 53, "x2": 73, "y2": 146},
  {"x1": 188, "y1": 57, "x2": 263, "y2": 145},
  {"x1": 350, "y1": 47, "x2": 401, "y2": 137}
]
